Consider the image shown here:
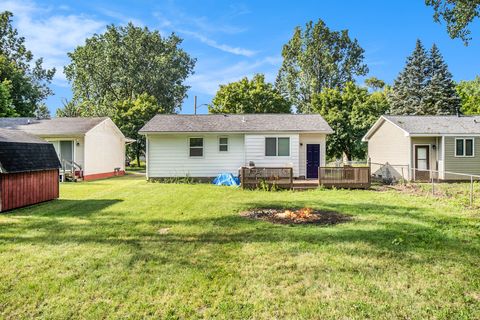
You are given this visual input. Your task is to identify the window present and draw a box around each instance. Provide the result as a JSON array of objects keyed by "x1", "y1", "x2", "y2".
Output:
[
  {"x1": 455, "y1": 138, "x2": 474, "y2": 157},
  {"x1": 189, "y1": 137, "x2": 203, "y2": 157},
  {"x1": 265, "y1": 137, "x2": 290, "y2": 156},
  {"x1": 219, "y1": 137, "x2": 228, "y2": 152}
]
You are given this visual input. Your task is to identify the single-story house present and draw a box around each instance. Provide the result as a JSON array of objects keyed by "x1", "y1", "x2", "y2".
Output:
[
  {"x1": 363, "y1": 115, "x2": 480, "y2": 180},
  {"x1": 0, "y1": 128, "x2": 61, "y2": 211},
  {"x1": 0, "y1": 117, "x2": 129, "y2": 181},
  {"x1": 139, "y1": 114, "x2": 333, "y2": 179}
]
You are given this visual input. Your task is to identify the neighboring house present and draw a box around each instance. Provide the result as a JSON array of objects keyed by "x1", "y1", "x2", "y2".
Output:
[
  {"x1": 363, "y1": 115, "x2": 480, "y2": 180},
  {"x1": 139, "y1": 114, "x2": 333, "y2": 179},
  {"x1": 0, "y1": 117, "x2": 128, "y2": 181},
  {"x1": 0, "y1": 128, "x2": 61, "y2": 211}
]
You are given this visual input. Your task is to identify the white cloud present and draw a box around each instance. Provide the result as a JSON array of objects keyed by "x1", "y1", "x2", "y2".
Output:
[
  {"x1": 3, "y1": 0, "x2": 105, "y2": 83},
  {"x1": 179, "y1": 29, "x2": 256, "y2": 57},
  {"x1": 187, "y1": 56, "x2": 282, "y2": 95}
]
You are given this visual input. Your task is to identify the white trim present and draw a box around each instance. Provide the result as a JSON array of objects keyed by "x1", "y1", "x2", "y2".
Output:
[
  {"x1": 145, "y1": 134, "x2": 149, "y2": 179},
  {"x1": 140, "y1": 130, "x2": 332, "y2": 135},
  {"x1": 410, "y1": 133, "x2": 480, "y2": 137},
  {"x1": 188, "y1": 137, "x2": 204, "y2": 158},
  {"x1": 362, "y1": 116, "x2": 410, "y2": 141},
  {"x1": 412, "y1": 143, "x2": 432, "y2": 180},
  {"x1": 454, "y1": 137, "x2": 475, "y2": 157},
  {"x1": 218, "y1": 136, "x2": 229, "y2": 152},
  {"x1": 265, "y1": 136, "x2": 291, "y2": 157}
]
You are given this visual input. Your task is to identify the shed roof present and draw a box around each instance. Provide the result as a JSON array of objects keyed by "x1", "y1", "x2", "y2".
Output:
[
  {"x1": 0, "y1": 117, "x2": 108, "y2": 136},
  {"x1": 139, "y1": 114, "x2": 333, "y2": 133},
  {"x1": 363, "y1": 115, "x2": 480, "y2": 141},
  {"x1": 0, "y1": 129, "x2": 61, "y2": 173}
]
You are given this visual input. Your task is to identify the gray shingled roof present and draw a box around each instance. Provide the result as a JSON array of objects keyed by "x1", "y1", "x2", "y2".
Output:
[
  {"x1": 0, "y1": 117, "x2": 108, "y2": 136},
  {"x1": 0, "y1": 128, "x2": 61, "y2": 173},
  {"x1": 384, "y1": 115, "x2": 480, "y2": 134},
  {"x1": 139, "y1": 114, "x2": 333, "y2": 133}
]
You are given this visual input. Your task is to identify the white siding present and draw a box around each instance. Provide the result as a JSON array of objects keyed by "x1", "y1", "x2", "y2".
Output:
[
  {"x1": 244, "y1": 133, "x2": 300, "y2": 176},
  {"x1": 84, "y1": 119, "x2": 125, "y2": 176},
  {"x1": 367, "y1": 120, "x2": 411, "y2": 179},
  {"x1": 298, "y1": 133, "x2": 327, "y2": 177},
  {"x1": 147, "y1": 133, "x2": 245, "y2": 177}
]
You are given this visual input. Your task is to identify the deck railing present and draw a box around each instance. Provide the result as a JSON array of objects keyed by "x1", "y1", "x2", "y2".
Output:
[
  {"x1": 318, "y1": 166, "x2": 371, "y2": 189},
  {"x1": 240, "y1": 167, "x2": 293, "y2": 189}
]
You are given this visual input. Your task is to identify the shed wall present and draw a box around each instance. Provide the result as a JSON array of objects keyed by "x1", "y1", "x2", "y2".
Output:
[{"x1": 0, "y1": 169, "x2": 59, "y2": 212}]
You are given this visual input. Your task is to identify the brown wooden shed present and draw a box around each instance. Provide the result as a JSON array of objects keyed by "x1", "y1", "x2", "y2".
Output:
[{"x1": 0, "y1": 129, "x2": 61, "y2": 212}]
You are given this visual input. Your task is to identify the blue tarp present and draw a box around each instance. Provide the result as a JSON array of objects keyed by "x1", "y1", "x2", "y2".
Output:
[{"x1": 212, "y1": 173, "x2": 240, "y2": 186}]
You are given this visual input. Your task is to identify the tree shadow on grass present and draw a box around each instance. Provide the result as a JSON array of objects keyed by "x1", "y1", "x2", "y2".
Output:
[
  {"x1": 3, "y1": 199, "x2": 123, "y2": 218},
  {"x1": 0, "y1": 199, "x2": 478, "y2": 269}
]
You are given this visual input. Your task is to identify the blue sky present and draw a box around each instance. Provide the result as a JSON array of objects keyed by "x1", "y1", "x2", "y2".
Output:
[{"x1": 4, "y1": 0, "x2": 480, "y2": 115}]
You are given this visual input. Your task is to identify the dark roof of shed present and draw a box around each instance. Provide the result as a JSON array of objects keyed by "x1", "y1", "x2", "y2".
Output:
[
  {"x1": 0, "y1": 129, "x2": 61, "y2": 173},
  {"x1": 0, "y1": 117, "x2": 108, "y2": 136},
  {"x1": 139, "y1": 114, "x2": 333, "y2": 133}
]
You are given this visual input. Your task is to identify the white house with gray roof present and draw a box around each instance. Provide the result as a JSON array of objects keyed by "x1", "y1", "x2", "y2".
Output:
[
  {"x1": 363, "y1": 115, "x2": 480, "y2": 180},
  {"x1": 139, "y1": 114, "x2": 333, "y2": 179},
  {"x1": 0, "y1": 117, "x2": 129, "y2": 180}
]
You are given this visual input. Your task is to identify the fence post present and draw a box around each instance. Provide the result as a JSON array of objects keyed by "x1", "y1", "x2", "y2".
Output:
[
  {"x1": 290, "y1": 168, "x2": 293, "y2": 190},
  {"x1": 470, "y1": 176, "x2": 474, "y2": 207},
  {"x1": 241, "y1": 167, "x2": 244, "y2": 189},
  {"x1": 431, "y1": 176, "x2": 435, "y2": 196}
]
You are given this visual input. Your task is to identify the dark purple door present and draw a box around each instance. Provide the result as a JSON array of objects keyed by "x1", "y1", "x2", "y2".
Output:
[{"x1": 306, "y1": 144, "x2": 320, "y2": 179}]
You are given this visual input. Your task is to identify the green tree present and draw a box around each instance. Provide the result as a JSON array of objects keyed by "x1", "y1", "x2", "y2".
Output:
[
  {"x1": 312, "y1": 82, "x2": 390, "y2": 160},
  {"x1": 55, "y1": 98, "x2": 83, "y2": 117},
  {"x1": 389, "y1": 40, "x2": 430, "y2": 115},
  {"x1": 112, "y1": 93, "x2": 163, "y2": 164},
  {"x1": 35, "y1": 103, "x2": 51, "y2": 119},
  {"x1": 0, "y1": 12, "x2": 55, "y2": 116},
  {"x1": 456, "y1": 76, "x2": 480, "y2": 114},
  {"x1": 426, "y1": 0, "x2": 480, "y2": 45},
  {"x1": 364, "y1": 77, "x2": 386, "y2": 91},
  {"x1": 64, "y1": 22, "x2": 195, "y2": 116},
  {"x1": 0, "y1": 79, "x2": 16, "y2": 116},
  {"x1": 209, "y1": 74, "x2": 291, "y2": 114},
  {"x1": 276, "y1": 19, "x2": 368, "y2": 113},
  {"x1": 424, "y1": 44, "x2": 460, "y2": 114}
]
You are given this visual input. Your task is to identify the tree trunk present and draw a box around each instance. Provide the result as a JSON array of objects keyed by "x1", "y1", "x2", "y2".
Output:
[{"x1": 136, "y1": 150, "x2": 141, "y2": 167}]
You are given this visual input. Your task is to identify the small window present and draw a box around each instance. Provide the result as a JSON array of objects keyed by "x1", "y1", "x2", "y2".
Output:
[
  {"x1": 219, "y1": 137, "x2": 228, "y2": 152},
  {"x1": 265, "y1": 138, "x2": 277, "y2": 156},
  {"x1": 455, "y1": 138, "x2": 474, "y2": 157},
  {"x1": 189, "y1": 137, "x2": 203, "y2": 157},
  {"x1": 265, "y1": 137, "x2": 290, "y2": 156}
]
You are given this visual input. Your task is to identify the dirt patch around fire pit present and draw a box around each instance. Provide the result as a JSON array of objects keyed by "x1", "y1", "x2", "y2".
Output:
[{"x1": 240, "y1": 207, "x2": 352, "y2": 225}]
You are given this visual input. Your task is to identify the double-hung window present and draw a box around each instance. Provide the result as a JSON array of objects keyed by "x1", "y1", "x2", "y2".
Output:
[
  {"x1": 455, "y1": 138, "x2": 474, "y2": 157},
  {"x1": 189, "y1": 137, "x2": 203, "y2": 157},
  {"x1": 265, "y1": 137, "x2": 290, "y2": 156},
  {"x1": 219, "y1": 137, "x2": 228, "y2": 152}
]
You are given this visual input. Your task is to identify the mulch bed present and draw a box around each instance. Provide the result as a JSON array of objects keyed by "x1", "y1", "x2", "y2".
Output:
[{"x1": 240, "y1": 207, "x2": 352, "y2": 225}]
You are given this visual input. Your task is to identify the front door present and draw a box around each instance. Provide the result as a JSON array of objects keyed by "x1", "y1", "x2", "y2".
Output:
[
  {"x1": 306, "y1": 144, "x2": 320, "y2": 179},
  {"x1": 415, "y1": 145, "x2": 430, "y2": 181}
]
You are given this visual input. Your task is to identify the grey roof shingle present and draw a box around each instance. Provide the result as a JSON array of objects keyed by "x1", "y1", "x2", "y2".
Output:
[
  {"x1": 139, "y1": 114, "x2": 333, "y2": 133},
  {"x1": 384, "y1": 115, "x2": 480, "y2": 134},
  {"x1": 0, "y1": 128, "x2": 61, "y2": 173},
  {"x1": 0, "y1": 117, "x2": 108, "y2": 136}
]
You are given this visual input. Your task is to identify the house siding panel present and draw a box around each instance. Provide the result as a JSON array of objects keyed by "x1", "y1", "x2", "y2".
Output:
[
  {"x1": 244, "y1": 133, "x2": 299, "y2": 177},
  {"x1": 367, "y1": 120, "x2": 411, "y2": 179},
  {"x1": 443, "y1": 136, "x2": 480, "y2": 179},
  {"x1": 84, "y1": 119, "x2": 126, "y2": 176},
  {"x1": 147, "y1": 133, "x2": 245, "y2": 177}
]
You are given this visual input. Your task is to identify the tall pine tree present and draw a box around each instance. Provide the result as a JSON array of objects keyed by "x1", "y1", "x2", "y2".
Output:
[
  {"x1": 424, "y1": 44, "x2": 460, "y2": 114},
  {"x1": 389, "y1": 39, "x2": 429, "y2": 115},
  {"x1": 389, "y1": 40, "x2": 459, "y2": 115}
]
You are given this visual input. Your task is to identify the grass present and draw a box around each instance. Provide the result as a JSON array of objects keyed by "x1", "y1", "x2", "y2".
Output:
[{"x1": 0, "y1": 176, "x2": 479, "y2": 319}]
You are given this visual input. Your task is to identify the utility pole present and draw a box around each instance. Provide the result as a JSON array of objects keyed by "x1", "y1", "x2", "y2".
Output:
[{"x1": 194, "y1": 95, "x2": 197, "y2": 115}]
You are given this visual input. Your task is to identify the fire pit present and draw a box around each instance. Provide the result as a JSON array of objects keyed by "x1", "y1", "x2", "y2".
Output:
[{"x1": 240, "y1": 207, "x2": 351, "y2": 225}]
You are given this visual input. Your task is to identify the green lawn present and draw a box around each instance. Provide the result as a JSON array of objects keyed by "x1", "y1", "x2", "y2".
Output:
[{"x1": 0, "y1": 176, "x2": 479, "y2": 319}]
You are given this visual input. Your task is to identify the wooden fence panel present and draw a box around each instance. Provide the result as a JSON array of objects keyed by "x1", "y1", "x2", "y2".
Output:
[
  {"x1": 318, "y1": 167, "x2": 371, "y2": 189},
  {"x1": 241, "y1": 167, "x2": 293, "y2": 189},
  {"x1": 0, "y1": 169, "x2": 59, "y2": 212}
]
